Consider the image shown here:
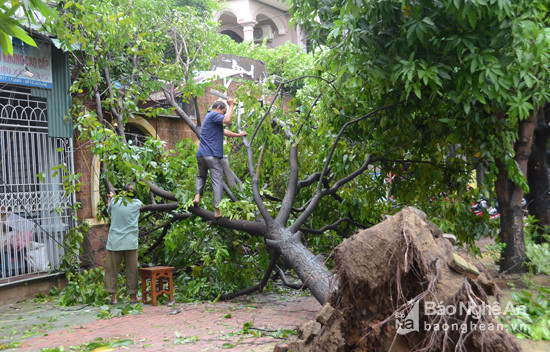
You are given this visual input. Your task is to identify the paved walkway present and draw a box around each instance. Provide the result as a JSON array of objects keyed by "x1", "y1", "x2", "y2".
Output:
[{"x1": 3, "y1": 293, "x2": 320, "y2": 351}]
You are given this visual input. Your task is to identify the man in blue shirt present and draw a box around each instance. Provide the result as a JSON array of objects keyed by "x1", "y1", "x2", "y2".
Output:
[{"x1": 193, "y1": 97, "x2": 246, "y2": 218}]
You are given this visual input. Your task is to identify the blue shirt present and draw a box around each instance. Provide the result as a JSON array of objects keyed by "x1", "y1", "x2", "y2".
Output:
[
  {"x1": 106, "y1": 198, "x2": 142, "y2": 251},
  {"x1": 197, "y1": 110, "x2": 225, "y2": 158}
]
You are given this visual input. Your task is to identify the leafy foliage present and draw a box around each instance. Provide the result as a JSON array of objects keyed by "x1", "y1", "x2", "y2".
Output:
[
  {"x1": 504, "y1": 287, "x2": 550, "y2": 341},
  {"x1": 154, "y1": 218, "x2": 271, "y2": 301},
  {"x1": 39, "y1": 337, "x2": 134, "y2": 352},
  {"x1": 524, "y1": 215, "x2": 550, "y2": 275},
  {"x1": 289, "y1": 0, "x2": 550, "y2": 273},
  {"x1": 58, "y1": 268, "x2": 133, "y2": 308},
  {"x1": 526, "y1": 241, "x2": 550, "y2": 275},
  {"x1": 0, "y1": 0, "x2": 56, "y2": 55},
  {"x1": 58, "y1": 268, "x2": 108, "y2": 306}
]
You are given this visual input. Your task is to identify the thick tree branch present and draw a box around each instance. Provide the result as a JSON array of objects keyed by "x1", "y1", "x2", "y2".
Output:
[
  {"x1": 255, "y1": 143, "x2": 265, "y2": 179},
  {"x1": 100, "y1": 162, "x2": 115, "y2": 195},
  {"x1": 140, "y1": 202, "x2": 178, "y2": 212},
  {"x1": 103, "y1": 65, "x2": 125, "y2": 138},
  {"x1": 145, "y1": 182, "x2": 267, "y2": 236},
  {"x1": 94, "y1": 89, "x2": 104, "y2": 124},
  {"x1": 276, "y1": 144, "x2": 299, "y2": 226},
  {"x1": 223, "y1": 183, "x2": 238, "y2": 202},
  {"x1": 194, "y1": 97, "x2": 201, "y2": 126},
  {"x1": 242, "y1": 136, "x2": 275, "y2": 228},
  {"x1": 146, "y1": 182, "x2": 178, "y2": 201}
]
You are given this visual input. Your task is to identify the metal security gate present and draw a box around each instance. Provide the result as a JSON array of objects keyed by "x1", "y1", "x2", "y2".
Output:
[{"x1": 0, "y1": 85, "x2": 74, "y2": 282}]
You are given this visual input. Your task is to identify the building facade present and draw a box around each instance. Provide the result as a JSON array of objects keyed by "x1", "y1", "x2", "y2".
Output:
[
  {"x1": 0, "y1": 36, "x2": 74, "y2": 288},
  {"x1": 216, "y1": 0, "x2": 307, "y2": 49}
]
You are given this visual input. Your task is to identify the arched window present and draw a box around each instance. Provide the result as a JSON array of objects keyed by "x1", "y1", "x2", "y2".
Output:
[
  {"x1": 221, "y1": 30, "x2": 243, "y2": 43},
  {"x1": 125, "y1": 123, "x2": 148, "y2": 147}
]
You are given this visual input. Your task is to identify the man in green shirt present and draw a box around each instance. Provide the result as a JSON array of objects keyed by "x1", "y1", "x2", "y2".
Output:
[{"x1": 104, "y1": 183, "x2": 142, "y2": 305}]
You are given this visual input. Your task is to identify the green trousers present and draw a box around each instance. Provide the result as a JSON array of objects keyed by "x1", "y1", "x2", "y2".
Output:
[{"x1": 104, "y1": 249, "x2": 138, "y2": 294}]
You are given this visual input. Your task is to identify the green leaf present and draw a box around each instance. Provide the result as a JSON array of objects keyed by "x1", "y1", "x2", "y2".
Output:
[
  {"x1": 7, "y1": 24, "x2": 37, "y2": 47},
  {"x1": 0, "y1": 32, "x2": 13, "y2": 55},
  {"x1": 110, "y1": 339, "x2": 134, "y2": 347}
]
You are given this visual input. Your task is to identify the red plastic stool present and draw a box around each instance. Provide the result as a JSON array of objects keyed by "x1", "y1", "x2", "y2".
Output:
[{"x1": 139, "y1": 266, "x2": 174, "y2": 306}]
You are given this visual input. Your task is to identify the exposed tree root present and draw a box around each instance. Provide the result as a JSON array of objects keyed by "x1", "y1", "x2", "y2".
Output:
[{"x1": 287, "y1": 207, "x2": 522, "y2": 352}]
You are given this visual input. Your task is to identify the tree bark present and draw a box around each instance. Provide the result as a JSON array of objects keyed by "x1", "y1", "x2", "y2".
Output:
[
  {"x1": 526, "y1": 104, "x2": 550, "y2": 238},
  {"x1": 267, "y1": 229, "x2": 333, "y2": 303},
  {"x1": 495, "y1": 111, "x2": 536, "y2": 273},
  {"x1": 495, "y1": 177, "x2": 527, "y2": 274}
]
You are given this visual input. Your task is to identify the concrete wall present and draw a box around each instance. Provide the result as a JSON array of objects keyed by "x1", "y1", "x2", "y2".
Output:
[{"x1": 0, "y1": 273, "x2": 67, "y2": 305}]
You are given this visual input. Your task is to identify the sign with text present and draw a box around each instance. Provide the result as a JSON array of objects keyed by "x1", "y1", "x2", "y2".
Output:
[
  {"x1": 210, "y1": 54, "x2": 267, "y2": 81},
  {"x1": 0, "y1": 40, "x2": 53, "y2": 89}
]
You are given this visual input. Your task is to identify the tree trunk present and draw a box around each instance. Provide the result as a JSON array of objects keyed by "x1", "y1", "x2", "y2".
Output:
[
  {"x1": 267, "y1": 228, "x2": 333, "y2": 304},
  {"x1": 526, "y1": 104, "x2": 550, "y2": 239},
  {"x1": 495, "y1": 179, "x2": 527, "y2": 274},
  {"x1": 494, "y1": 112, "x2": 536, "y2": 273}
]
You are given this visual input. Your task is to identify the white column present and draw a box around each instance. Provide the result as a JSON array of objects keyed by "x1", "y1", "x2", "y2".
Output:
[{"x1": 241, "y1": 21, "x2": 257, "y2": 41}]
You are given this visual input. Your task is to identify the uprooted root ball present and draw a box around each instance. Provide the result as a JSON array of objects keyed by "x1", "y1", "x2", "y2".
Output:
[{"x1": 290, "y1": 207, "x2": 521, "y2": 352}]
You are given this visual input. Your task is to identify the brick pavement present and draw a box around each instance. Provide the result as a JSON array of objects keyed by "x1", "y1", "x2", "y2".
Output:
[{"x1": 17, "y1": 294, "x2": 320, "y2": 351}]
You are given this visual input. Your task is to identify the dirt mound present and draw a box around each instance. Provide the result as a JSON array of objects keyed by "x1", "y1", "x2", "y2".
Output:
[{"x1": 288, "y1": 207, "x2": 522, "y2": 352}]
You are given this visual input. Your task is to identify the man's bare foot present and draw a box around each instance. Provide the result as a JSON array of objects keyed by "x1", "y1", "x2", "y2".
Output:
[
  {"x1": 214, "y1": 208, "x2": 221, "y2": 218},
  {"x1": 130, "y1": 294, "x2": 139, "y2": 304},
  {"x1": 109, "y1": 293, "x2": 117, "y2": 305},
  {"x1": 193, "y1": 194, "x2": 200, "y2": 206}
]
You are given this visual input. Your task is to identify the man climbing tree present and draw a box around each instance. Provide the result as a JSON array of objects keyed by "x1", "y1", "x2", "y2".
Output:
[{"x1": 193, "y1": 98, "x2": 247, "y2": 218}]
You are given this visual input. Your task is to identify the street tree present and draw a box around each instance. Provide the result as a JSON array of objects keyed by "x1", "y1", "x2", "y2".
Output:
[
  {"x1": 526, "y1": 103, "x2": 550, "y2": 242},
  {"x1": 291, "y1": 0, "x2": 550, "y2": 273}
]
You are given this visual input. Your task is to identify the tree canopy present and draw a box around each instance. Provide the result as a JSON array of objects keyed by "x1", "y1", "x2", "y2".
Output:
[{"x1": 291, "y1": 0, "x2": 550, "y2": 272}]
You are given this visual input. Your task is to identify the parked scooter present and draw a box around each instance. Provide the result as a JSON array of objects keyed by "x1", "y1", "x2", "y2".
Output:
[{"x1": 471, "y1": 199, "x2": 500, "y2": 219}]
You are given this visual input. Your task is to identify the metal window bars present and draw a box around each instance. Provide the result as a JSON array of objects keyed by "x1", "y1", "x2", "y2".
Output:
[{"x1": 0, "y1": 85, "x2": 75, "y2": 282}]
